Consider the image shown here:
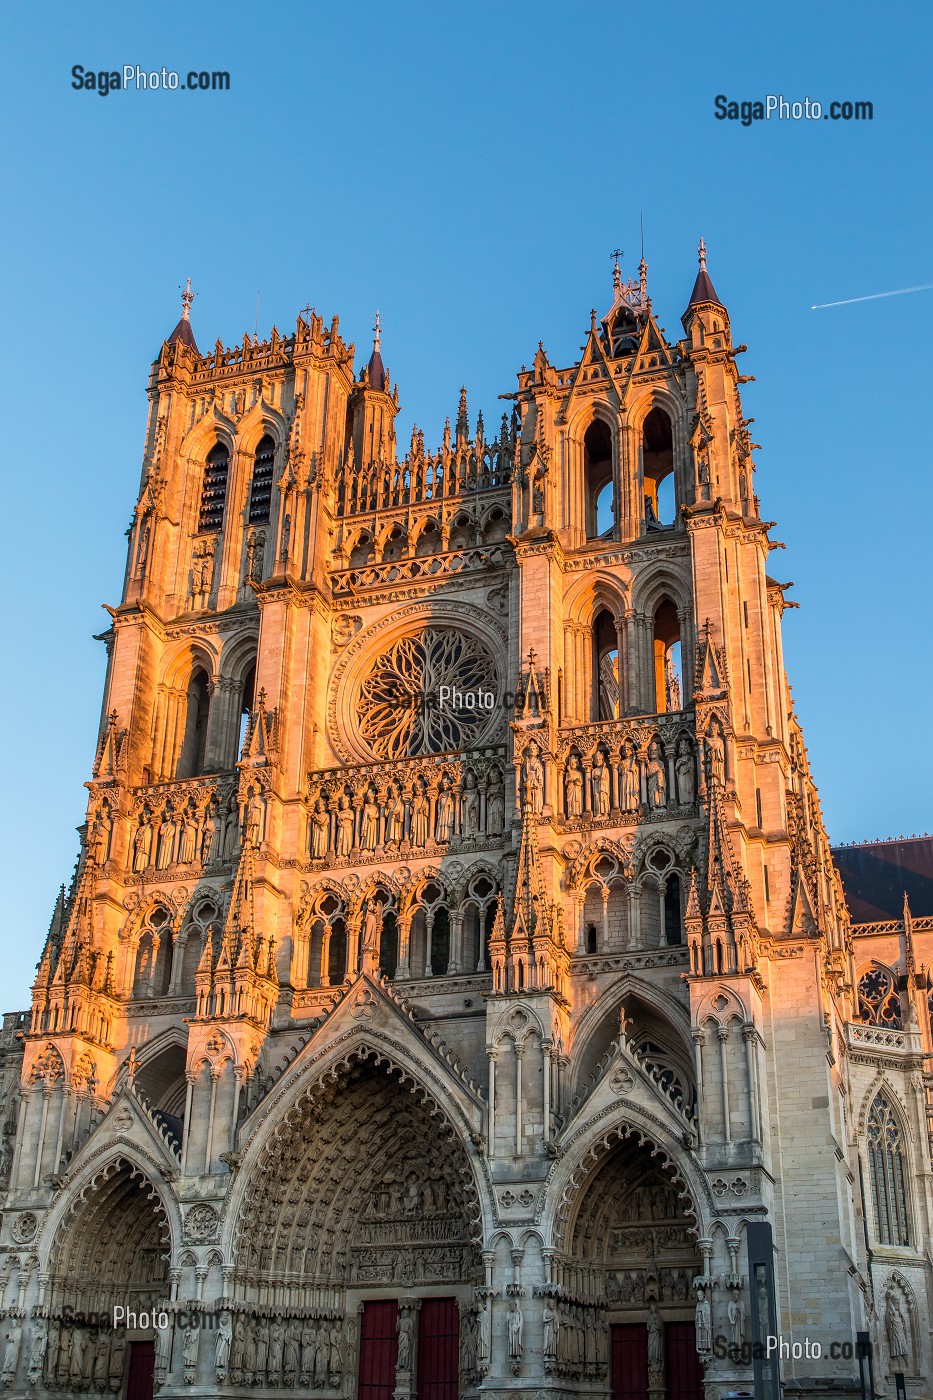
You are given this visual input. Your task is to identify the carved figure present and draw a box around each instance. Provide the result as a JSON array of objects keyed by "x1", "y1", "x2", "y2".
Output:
[
  {"x1": 565, "y1": 756, "x2": 583, "y2": 817},
  {"x1": 310, "y1": 799, "x2": 329, "y2": 858},
  {"x1": 486, "y1": 773, "x2": 505, "y2": 835},
  {"x1": 886, "y1": 1291, "x2": 910, "y2": 1359},
  {"x1": 620, "y1": 745, "x2": 640, "y2": 810},
  {"x1": 133, "y1": 819, "x2": 153, "y2": 872},
  {"x1": 215, "y1": 1311, "x2": 232, "y2": 1376},
  {"x1": 436, "y1": 780, "x2": 455, "y2": 841},
  {"x1": 362, "y1": 897, "x2": 384, "y2": 955},
  {"x1": 675, "y1": 739, "x2": 696, "y2": 805},
  {"x1": 1, "y1": 1319, "x2": 22, "y2": 1386},
  {"x1": 647, "y1": 741, "x2": 667, "y2": 809},
  {"x1": 27, "y1": 1316, "x2": 47, "y2": 1381},
  {"x1": 591, "y1": 751, "x2": 610, "y2": 817},
  {"x1": 360, "y1": 791, "x2": 380, "y2": 850},
  {"x1": 245, "y1": 790, "x2": 265, "y2": 847},
  {"x1": 523, "y1": 743, "x2": 544, "y2": 814},
  {"x1": 694, "y1": 1287, "x2": 712, "y2": 1353},
  {"x1": 203, "y1": 805, "x2": 221, "y2": 863},
  {"x1": 461, "y1": 773, "x2": 479, "y2": 837},
  {"x1": 647, "y1": 1298, "x2": 663, "y2": 1369},
  {"x1": 178, "y1": 811, "x2": 197, "y2": 864},
  {"x1": 410, "y1": 783, "x2": 429, "y2": 848},
  {"x1": 727, "y1": 1288, "x2": 745, "y2": 1349},
  {"x1": 328, "y1": 1324, "x2": 343, "y2": 1376},
  {"x1": 385, "y1": 788, "x2": 404, "y2": 846},
  {"x1": 155, "y1": 814, "x2": 176, "y2": 869},
  {"x1": 507, "y1": 1299, "x2": 523, "y2": 1359},
  {"x1": 268, "y1": 1315, "x2": 285, "y2": 1378},
  {"x1": 183, "y1": 1324, "x2": 199, "y2": 1373},
  {"x1": 705, "y1": 720, "x2": 725, "y2": 787},
  {"x1": 397, "y1": 1311, "x2": 414, "y2": 1371},
  {"x1": 543, "y1": 1303, "x2": 559, "y2": 1360},
  {"x1": 314, "y1": 1323, "x2": 329, "y2": 1383},
  {"x1": 335, "y1": 796, "x2": 355, "y2": 857}
]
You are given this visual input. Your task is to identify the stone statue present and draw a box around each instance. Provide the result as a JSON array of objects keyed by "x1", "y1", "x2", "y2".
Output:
[
  {"x1": 543, "y1": 1303, "x2": 559, "y2": 1359},
  {"x1": 328, "y1": 1323, "x2": 343, "y2": 1376},
  {"x1": 410, "y1": 783, "x2": 429, "y2": 848},
  {"x1": 1, "y1": 1318, "x2": 22, "y2": 1386},
  {"x1": 109, "y1": 1332, "x2": 126, "y2": 1384},
  {"x1": 727, "y1": 1288, "x2": 745, "y2": 1349},
  {"x1": 705, "y1": 720, "x2": 725, "y2": 787},
  {"x1": 486, "y1": 774, "x2": 505, "y2": 835},
  {"x1": 268, "y1": 1315, "x2": 285, "y2": 1378},
  {"x1": 254, "y1": 1316, "x2": 269, "y2": 1378},
  {"x1": 360, "y1": 791, "x2": 379, "y2": 850},
  {"x1": 620, "y1": 745, "x2": 639, "y2": 811},
  {"x1": 523, "y1": 744, "x2": 544, "y2": 815},
  {"x1": 178, "y1": 810, "x2": 198, "y2": 864},
  {"x1": 300, "y1": 1322, "x2": 316, "y2": 1377},
  {"x1": 507, "y1": 1299, "x2": 523, "y2": 1360},
  {"x1": 203, "y1": 805, "x2": 221, "y2": 863},
  {"x1": 310, "y1": 799, "x2": 329, "y2": 858},
  {"x1": 222, "y1": 800, "x2": 240, "y2": 861},
  {"x1": 283, "y1": 1320, "x2": 300, "y2": 1378},
  {"x1": 591, "y1": 751, "x2": 610, "y2": 817},
  {"x1": 565, "y1": 756, "x2": 583, "y2": 817},
  {"x1": 215, "y1": 1311, "x2": 232, "y2": 1377},
  {"x1": 69, "y1": 1324, "x2": 86, "y2": 1382},
  {"x1": 435, "y1": 780, "x2": 455, "y2": 841},
  {"x1": 183, "y1": 1323, "x2": 199, "y2": 1374},
  {"x1": 675, "y1": 739, "x2": 696, "y2": 805},
  {"x1": 46, "y1": 1319, "x2": 60, "y2": 1380},
  {"x1": 335, "y1": 796, "x2": 354, "y2": 857},
  {"x1": 362, "y1": 898, "x2": 383, "y2": 955},
  {"x1": 155, "y1": 813, "x2": 176, "y2": 869},
  {"x1": 397, "y1": 1311, "x2": 414, "y2": 1371},
  {"x1": 646, "y1": 1298, "x2": 663, "y2": 1369},
  {"x1": 245, "y1": 790, "x2": 265, "y2": 847},
  {"x1": 647, "y1": 741, "x2": 667, "y2": 809},
  {"x1": 886, "y1": 1291, "x2": 910, "y2": 1359},
  {"x1": 133, "y1": 818, "x2": 152, "y2": 872},
  {"x1": 314, "y1": 1324, "x2": 329, "y2": 1384},
  {"x1": 461, "y1": 773, "x2": 479, "y2": 837},
  {"x1": 460, "y1": 1309, "x2": 478, "y2": 1374},
  {"x1": 385, "y1": 788, "x2": 404, "y2": 846},
  {"x1": 477, "y1": 1302, "x2": 490, "y2": 1364},
  {"x1": 27, "y1": 1315, "x2": 47, "y2": 1383},
  {"x1": 694, "y1": 1287, "x2": 712, "y2": 1353}
]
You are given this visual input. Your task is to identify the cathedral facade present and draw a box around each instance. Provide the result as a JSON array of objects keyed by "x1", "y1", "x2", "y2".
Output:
[{"x1": 1, "y1": 251, "x2": 931, "y2": 1400}]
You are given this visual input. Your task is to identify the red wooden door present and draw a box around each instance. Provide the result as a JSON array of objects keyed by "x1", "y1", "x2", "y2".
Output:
[
  {"x1": 357, "y1": 1300, "x2": 399, "y2": 1400},
  {"x1": 611, "y1": 1322, "x2": 648, "y2": 1400},
  {"x1": 665, "y1": 1320, "x2": 705, "y2": 1400},
  {"x1": 416, "y1": 1297, "x2": 459, "y2": 1400},
  {"x1": 126, "y1": 1340, "x2": 155, "y2": 1400}
]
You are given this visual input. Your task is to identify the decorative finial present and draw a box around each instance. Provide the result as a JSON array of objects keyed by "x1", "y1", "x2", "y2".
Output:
[
  {"x1": 698, "y1": 238, "x2": 707, "y2": 271},
  {"x1": 611, "y1": 247, "x2": 622, "y2": 294},
  {"x1": 373, "y1": 310, "x2": 382, "y2": 350},
  {"x1": 180, "y1": 277, "x2": 194, "y2": 322}
]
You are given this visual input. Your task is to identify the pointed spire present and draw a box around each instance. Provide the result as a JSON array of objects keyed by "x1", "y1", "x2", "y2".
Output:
[
  {"x1": 167, "y1": 278, "x2": 200, "y2": 352},
  {"x1": 365, "y1": 310, "x2": 387, "y2": 391},
  {"x1": 687, "y1": 237, "x2": 723, "y2": 307},
  {"x1": 456, "y1": 387, "x2": 470, "y2": 445}
]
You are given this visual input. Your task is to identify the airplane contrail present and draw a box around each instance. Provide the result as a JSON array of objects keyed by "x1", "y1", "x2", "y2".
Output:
[{"x1": 811, "y1": 283, "x2": 933, "y2": 309}]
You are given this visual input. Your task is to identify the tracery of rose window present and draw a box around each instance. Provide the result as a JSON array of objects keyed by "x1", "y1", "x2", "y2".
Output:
[{"x1": 356, "y1": 627, "x2": 499, "y2": 759}]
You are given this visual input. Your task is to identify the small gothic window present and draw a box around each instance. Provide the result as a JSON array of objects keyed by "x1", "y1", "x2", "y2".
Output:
[
  {"x1": 858, "y1": 967, "x2": 902, "y2": 1028},
  {"x1": 594, "y1": 608, "x2": 620, "y2": 720},
  {"x1": 237, "y1": 664, "x2": 256, "y2": 759},
  {"x1": 177, "y1": 669, "x2": 211, "y2": 779},
  {"x1": 584, "y1": 420, "x2": 614, "y2": 540},
  {"x1": 248, "y1": 436, "x2": 275, "y2": 524},
  {"x1": 198, "y1": 443, "x2": 229, "y2": 533},
  {"x1": 867, "y1": 1094, "x2": 910, "y2": 1245},
  {"x1": 664, "y1": 874, "x2": 682, "y2": 945}
]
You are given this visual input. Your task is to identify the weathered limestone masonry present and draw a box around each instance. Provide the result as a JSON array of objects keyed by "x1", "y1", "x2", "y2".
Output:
[{"x1": 0, "y1": 252, "x2": 930, "y2": 1400}]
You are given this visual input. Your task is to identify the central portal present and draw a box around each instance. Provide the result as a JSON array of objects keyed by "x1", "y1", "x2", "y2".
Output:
[{"x1": 357, "y1": 1298, "x2": 459, "y2": 1400}]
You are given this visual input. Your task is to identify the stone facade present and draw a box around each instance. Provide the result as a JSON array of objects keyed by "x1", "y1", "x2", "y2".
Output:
[{"x1": 0, "y1": 252, "x2": 930, "y2": 1400}]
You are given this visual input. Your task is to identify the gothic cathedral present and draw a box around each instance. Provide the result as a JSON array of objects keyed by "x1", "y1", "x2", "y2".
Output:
[{"x1": 1, "y1": 250, "x2": 930, "y2": 1400}]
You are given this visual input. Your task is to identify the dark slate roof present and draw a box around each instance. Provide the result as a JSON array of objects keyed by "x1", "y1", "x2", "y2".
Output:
[
  {"x1": 831, "y1": 836, "x2": 933, "y2": 923},
  {"x1": 687, "y1": 267, "x2": 722, "y2": 307},
  {"x1": 366, "y1": 346, "x2": 386, "y2": 392},
  {"x1": 167, "y1": 315, "x2": 199, "y2": 353}
]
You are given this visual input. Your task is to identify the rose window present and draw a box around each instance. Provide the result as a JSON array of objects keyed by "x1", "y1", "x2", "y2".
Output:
[{"x1": 356, "y1": 627, "x2": 498, "y2": 759}]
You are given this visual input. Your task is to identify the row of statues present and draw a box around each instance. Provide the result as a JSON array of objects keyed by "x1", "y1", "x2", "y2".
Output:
[
  {"x1": 521, "y1": 736, "x2": 697, "y2": 820},
  {"x1": 309, "y1": 770, "x2": 506, "y2": 860},
  {"x1": 0, "y1": 1314, "x2": 127, "y2": 1389},
  {"x1": 218, "y1": 1310, "x2": 346, "y2": 1387},
  {"x1": 128, "y1": 790, "x2": 265, "y2": 873}
]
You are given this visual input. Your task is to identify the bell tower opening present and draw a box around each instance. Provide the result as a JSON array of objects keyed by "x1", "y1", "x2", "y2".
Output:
[
  {"x1": 594, "y1": 608, "x2": 621, "y2": 719},
  {"x1": 642, "y1": 408, "x2": 675, "y2": 529},
  {"x1": 177, "y1": 668, "x2": 211, "y2": 778},
  {"x1": 584, "y1": 420, "x2": 614, "y2": 539},
  {"x1": 652, "y1": 600, "x2": 682, "y2": 714}
]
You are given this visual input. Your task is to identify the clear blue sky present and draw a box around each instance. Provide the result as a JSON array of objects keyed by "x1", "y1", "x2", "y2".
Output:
[{"x1": 3, "y1": 1, "x2": 931, "y2": 1008}]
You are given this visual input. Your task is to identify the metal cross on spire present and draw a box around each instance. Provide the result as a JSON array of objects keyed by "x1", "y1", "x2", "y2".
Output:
[
  {"x1": 180, "y1": 277, "x2": 194, "y2": 321},
  {"x1": 611, "y1": 248, "x2": 623, "y2": 293},
  {"x1": 373, "y1": 310, "x2": 382, "y2": 350},
  {"x1": 698, "y1": 237, "x2": 707, "y2": 271}
]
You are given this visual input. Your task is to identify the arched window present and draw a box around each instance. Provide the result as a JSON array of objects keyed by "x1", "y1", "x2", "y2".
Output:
[
  {"x1": 248, "y1": 436, "x2": 275, "y2": 525},
  {"x1": 380, "y1": 910, "x2": 399, "y2": 978},
  {"x1": 664, "y1": 874, "x2": 682, "y2": 945},
  {"x1": 177, "y1": 669, "x2": 211, "y2": 778},
  {"x1": 867, "y1": 1094, "x2": 910, "y2": 1245},
  {"x1": 584, "y1": 420, "x2": 614, "y2": 540},
  {"x1": 642, "y1": 408, "x2": 675, "y2": 529},
  {"x1": 858, "y1": 967, "x2": 902, "y2": 1027},
  {"x1": 653, "y1": 599, "x2": 682, "y2": 714},
  {"x1": 594, "y1": 608, "x2": 620, "y2": 719},
  {"x1": 132, "y1": 907, "x2": 172, "y2": 998},
  {"x1": 198, "y1": 443, "x2": 230, "y2": 534},
  {"x1": 237, "y1": 664, "x2": 256, "y2": 759}
]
